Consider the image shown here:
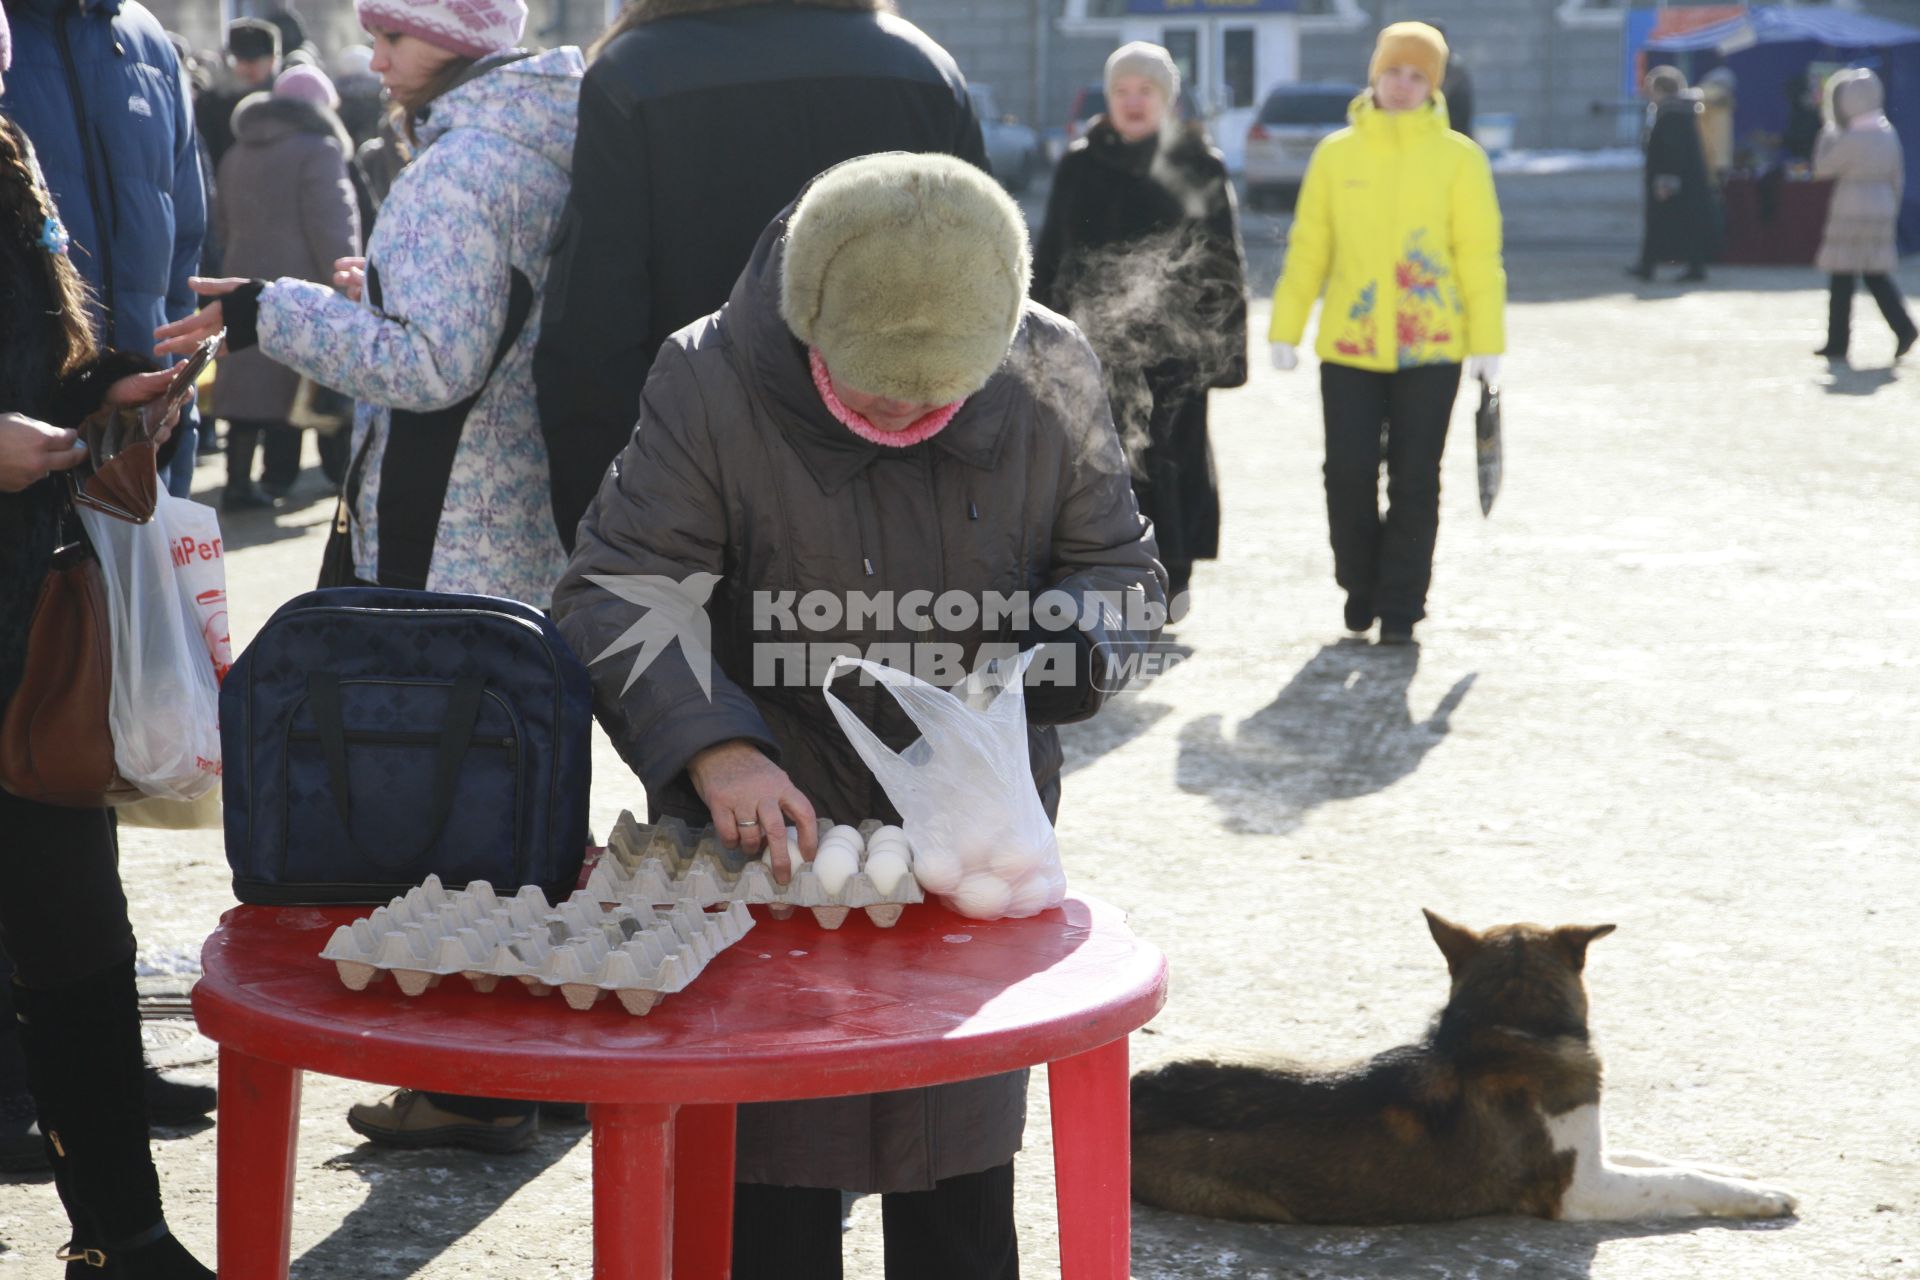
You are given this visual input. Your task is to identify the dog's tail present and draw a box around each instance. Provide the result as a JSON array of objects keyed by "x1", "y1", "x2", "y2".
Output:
[{"x1": 1131, "y1": 1058, "x2": 1304, "y2": 1135}]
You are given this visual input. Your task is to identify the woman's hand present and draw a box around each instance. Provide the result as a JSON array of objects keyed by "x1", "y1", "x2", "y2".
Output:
[
  {"x1": 0, "y1": 413, "x2": 88, "y2": 493},
  {"x1": 332, "y1": 256, "x2": 367, "y2": 303},
  {"x1": 687, "y1": 739, "x2": 818, "y2": 881},
  {"x1": 105, "y1": 367, "x2": 185, "y2": 447},
  {"x1": 152, "y1": 277, "x2": 250, "y2": 358},
  {"x1": 1269, "y1": 342, "x2": 1300, "y2": 372}
]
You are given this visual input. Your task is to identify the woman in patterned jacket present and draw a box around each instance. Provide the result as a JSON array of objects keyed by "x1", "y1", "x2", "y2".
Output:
[
  {"x1": 1266, "y1": 21, "x2": 1505, "y2": 646},
  {"x1": 156, "y1": 0, "x2": 581, "y2": 1153}
]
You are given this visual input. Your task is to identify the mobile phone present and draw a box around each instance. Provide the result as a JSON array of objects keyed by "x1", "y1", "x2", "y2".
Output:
[{"x1": 143, "y1": 330, "x2": 223, "y2": 436}]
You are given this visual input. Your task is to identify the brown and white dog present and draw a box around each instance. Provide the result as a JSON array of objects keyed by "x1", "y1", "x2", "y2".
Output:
[{"x1": 1130, "y1": 911, "x2": 1798, "y2": 1224}]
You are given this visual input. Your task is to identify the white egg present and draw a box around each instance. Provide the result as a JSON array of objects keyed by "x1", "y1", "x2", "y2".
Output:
[
  {"x1": 870, "y1": 824, "x2": 908, "y2": 848},
  {"x1": 911, "y1": 844, "x2": 963, "y2": 894},
  {"x1": 1005, "y1": 873, "x2": 1057, "y2": 917},
  {"x1": 863, "y1": 848, "x2": 911, "y2": 896},
  {"x1": 987, "y1": 840, "x2": 1044, "y2": 880},
  {"x1": 950, "y1": 873, "x2": 1014, "y2": 920},
  {"x1": 811, "y1": 844, "x2": 860, "y2": 896}
]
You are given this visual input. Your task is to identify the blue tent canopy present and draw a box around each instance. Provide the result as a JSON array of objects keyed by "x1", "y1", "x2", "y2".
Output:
[{"x1": 1647, "y1": 5, "x2": 1920, "y2": 252}]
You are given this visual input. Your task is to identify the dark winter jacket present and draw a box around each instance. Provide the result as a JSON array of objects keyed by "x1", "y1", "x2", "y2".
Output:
[
  {"x1": 0, "y1": 117, "x2": 168, "y2": 703},
  {"x1": 213, "y1": 94, "x2": 360, "y2": 422},
  {"x1": 534, "y1": 0, "x2": 990, "y2": 554},
  {"x1": 0, "y1": 0, "x2": 205, "y2": 355},
  {"x1": 551, "y1": 205, "x2": 1166, "y2": 1191},
  {"x1": 1641, "y1": 94, "x2": 1716, "y2": 266},
  {"x1": 1031, "y1": 120, "x2": 1246, "y2": 570}
]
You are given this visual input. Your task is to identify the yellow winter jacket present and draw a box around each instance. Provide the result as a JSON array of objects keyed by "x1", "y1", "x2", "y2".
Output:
[{"x1": 1269, "y1": 93, "x2": 1506, "y2": 372}]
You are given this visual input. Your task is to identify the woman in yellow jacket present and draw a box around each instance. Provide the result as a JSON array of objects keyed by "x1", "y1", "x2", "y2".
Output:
[{"x1": 1269, "y1": 21, "x2": 1505, "y2": 644}]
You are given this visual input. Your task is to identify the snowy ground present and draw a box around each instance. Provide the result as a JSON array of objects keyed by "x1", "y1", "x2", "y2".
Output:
[{"x1": 4, "y1": 232, "x2": 1918, "y2": 1277}]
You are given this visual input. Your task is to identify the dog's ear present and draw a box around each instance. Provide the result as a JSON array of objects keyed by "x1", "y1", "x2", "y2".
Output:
[
  {"x1": 1424, "y1": 909, "x2": 1481, "y2": 975},
  {"x1": 1551, "y1": 923, "x2": 1617, "y2": 971}
]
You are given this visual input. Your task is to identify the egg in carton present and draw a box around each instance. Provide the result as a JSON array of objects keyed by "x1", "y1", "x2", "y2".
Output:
[
  {"x1": 319, "y1": 877, "x2": 755, "y2": 1015},
  {"x1": 739, "y1": 820, "x2": 924, "y2": 930}
]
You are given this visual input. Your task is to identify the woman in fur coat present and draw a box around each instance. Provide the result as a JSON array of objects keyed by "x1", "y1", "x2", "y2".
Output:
[
  {"x1": 1031, "y1": 41, "x2": 1248, "y2": 610},
  {"x1": 1812, "y1": 67, "x2": 1916, "y2": 361},
  {"x1": 0, "y1": 78, "x2": 211, "y2": 1273}
]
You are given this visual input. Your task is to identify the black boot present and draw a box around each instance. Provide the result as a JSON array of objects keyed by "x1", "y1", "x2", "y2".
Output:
[
  {"x1": 13, "y1": 965, "x2": 214, "y2": 1278},
  {"x1": 1819, "y1": 274, "x2": 1852, "y2": 360}
]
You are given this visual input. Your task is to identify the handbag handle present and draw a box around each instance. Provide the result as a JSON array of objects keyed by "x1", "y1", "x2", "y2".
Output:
[{"x1": 306, "y1": 673, "x2": 487, "y2": 865}]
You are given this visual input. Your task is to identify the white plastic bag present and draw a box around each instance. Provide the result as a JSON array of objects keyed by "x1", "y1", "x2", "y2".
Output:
[
  {"x1": 159, "y1": 493, "x2": 232, "y2": 682},
  {"x1": 823, "y1": 651, "x2": 1066, "y2": 920},
  {"x1": 76, "y1": 495, "x2": 222, "y2": 801}
]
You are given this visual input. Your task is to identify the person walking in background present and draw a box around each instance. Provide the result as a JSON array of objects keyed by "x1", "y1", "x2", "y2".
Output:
[
  {"x1": 1630, "y1": 66, "x2": 1715, "y2": 283},
  {"x1": 157, "y1": 0, "x2": 582, "y2": 1154},
  {"x1": 0, "y1": 0, "x2": 208, "y2": 502},
  {"x1": 1698, "y1": 66, "x2": 1736, "y2": 186},
  {"x1": 1434, "y1": 23, "x2": 1474, "y2": 140},
  {"x1": 213, "y1": 62, "x2": 361, "y2": 511},
  {"x1": 0, "y1": 45, "x2": 213, "y2": 1271},
  {"x1": 1032, "y1": 40, "x2": 1246, "y2": 611},
  {"x1": 197, "y1": 18, "x2": 280, "y2": 168},
  {"x1": 1267, "y1": 21, "x2": 1505, "y2": 647},
  {"x1": 534, "y1": 0, "x2": 988, "y2": 556},
  {"x1": 553, "y1": 152, "x2": 1163, "y2": 1280},
  {"x1": 1811, "y1": 67, "x2": 1915, "y2": 363}
]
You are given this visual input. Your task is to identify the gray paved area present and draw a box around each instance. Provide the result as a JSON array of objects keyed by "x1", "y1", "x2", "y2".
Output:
[{"x1": 4, "y1": 187, "x2": 1918, "y2": 1277}]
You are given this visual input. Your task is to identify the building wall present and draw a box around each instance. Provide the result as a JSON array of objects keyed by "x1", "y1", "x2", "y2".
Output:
[{"x1": 902, "y1": 0, "x2": 1115, "y2": 128}]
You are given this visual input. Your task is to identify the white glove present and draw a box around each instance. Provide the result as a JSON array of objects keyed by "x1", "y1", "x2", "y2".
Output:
[
  {"x1": 1269, "y1": 342, "x2": 1299, "y2": 372},
  {"x1": 1465, "y1": 355, "x2": 1503, "y2": 384}
]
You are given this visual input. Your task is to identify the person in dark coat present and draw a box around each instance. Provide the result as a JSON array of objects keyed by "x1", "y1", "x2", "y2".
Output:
[
  {"x1": 197, "y1": 17, "x2": 280, "y2": 168},
  {"x1": 1631, "y1": 66, "x2": 1716, "y2": 283},
  {"x1": 1031, "y1": 41, "x2": 1247, "y2": 609},
  {"x1": 0, "y1": 86, "x2": 212, "y2": 1276},
  {"x1": 534, "y1": 0, "x2": 989, "y2": 556},
  {"x1": 552, "y1": 152, "x2": 1166, "y2": 1280},
  {"x1": 213, "y1": 63, "x2": 361, "y2": 509}
]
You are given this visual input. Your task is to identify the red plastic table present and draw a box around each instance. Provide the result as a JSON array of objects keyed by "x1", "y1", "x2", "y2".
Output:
[{"x1": 191, "y1": 894, "x2": 1167, "y2": 1279}]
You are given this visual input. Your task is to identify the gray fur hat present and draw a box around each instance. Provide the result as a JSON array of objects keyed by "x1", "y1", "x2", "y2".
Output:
[{"x1": 780, "y1": 152, "x2": 1031, "y2": 405}]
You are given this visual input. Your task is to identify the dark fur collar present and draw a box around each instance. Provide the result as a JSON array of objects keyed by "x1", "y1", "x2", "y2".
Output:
[{"x1": 614, "y1": 0, "x2": 891, "y2": 24}]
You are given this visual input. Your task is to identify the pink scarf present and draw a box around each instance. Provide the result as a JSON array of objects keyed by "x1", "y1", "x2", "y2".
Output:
[{"x1": 809, "y1": 347, "x2": 965, "y2": 448}]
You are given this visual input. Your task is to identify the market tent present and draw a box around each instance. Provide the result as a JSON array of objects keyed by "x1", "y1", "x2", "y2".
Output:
[{"x1": 1647, "y1": 5, "x2": 1920, "y2": 251}]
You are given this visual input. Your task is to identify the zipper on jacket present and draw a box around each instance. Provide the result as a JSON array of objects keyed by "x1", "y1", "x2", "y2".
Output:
[
  {"x1": 55, "y1": 8, "x2": 117, "y2": 323},
  {"x1": 852, "y1": 474, "x2": 879, "y2": 578}
]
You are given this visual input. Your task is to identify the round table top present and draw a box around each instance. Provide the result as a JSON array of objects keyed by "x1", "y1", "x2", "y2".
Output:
[{"x1": 192, "y1": 894, "x2": 1167, "y2": 1104}]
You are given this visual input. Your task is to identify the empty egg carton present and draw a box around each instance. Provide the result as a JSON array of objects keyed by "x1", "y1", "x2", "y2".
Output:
[
  {"x1": 318, "y1": 875, "x2": 754, "y2": 1015},
  {"x1": 589, "y1": 813, "x2": 925, "y2": 930}
]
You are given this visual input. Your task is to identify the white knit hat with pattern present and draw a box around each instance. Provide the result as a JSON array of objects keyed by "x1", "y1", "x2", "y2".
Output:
[{"x1": 355, "y1": 0, "x2": 526, "y2": 59}]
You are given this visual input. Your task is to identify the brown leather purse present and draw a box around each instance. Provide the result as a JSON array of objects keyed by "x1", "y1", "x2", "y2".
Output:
[{"x1": 0, "y1": 406, "x2": 159, "y2": 807}]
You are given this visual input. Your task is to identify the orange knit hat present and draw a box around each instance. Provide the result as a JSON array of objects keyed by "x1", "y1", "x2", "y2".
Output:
[{"x1": 1368, "y1": 21, "x2": 1448, "y2": 93}]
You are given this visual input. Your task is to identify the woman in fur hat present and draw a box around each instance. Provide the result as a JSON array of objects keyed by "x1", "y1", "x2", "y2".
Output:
[
  {"x1": 1, "y1": 45, "x2": 211, "y2": 1271},
  {"x1": 1812, "y1": 67, "x2": 1916, "y2": 362},
  {"x1": 1031, "y1": 40, "x2": 1247, "y2": 614},
  {"x1": 1268, "y1": 21, "x2": 1505, "y2": 645},
  {"x1": 553, "y1": 151, "x2": 1165, "y2": 1279},
  {"x1": 1630, "y1": 65, "x2": 1716, "y2": 283}
]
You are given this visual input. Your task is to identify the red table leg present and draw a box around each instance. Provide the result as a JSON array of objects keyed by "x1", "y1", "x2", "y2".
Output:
[
  {"x1": 1049, "y1": 1036, "x2": 1132, "y2": 1280},
  {"x1": 671, "y1": 1104, "x2": 736, "y2": 1280},
  {"x1": 591, "y1": 1101, "x2": 678, "y2": 1280},
  {"x1": 215, "y1": 1048, "x2": 302, "y2": 1280}
]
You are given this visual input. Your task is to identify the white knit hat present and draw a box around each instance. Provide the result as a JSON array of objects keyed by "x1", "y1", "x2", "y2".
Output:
[
  {"x1": 355, "y1": 0, "x2": 526, "y2": 59},
  {"x1": 1105, "y1": 42, "x2": 1179, "y2": 104}
]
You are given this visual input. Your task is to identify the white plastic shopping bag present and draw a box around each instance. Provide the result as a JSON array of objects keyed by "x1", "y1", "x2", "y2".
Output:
[
  {"x1": 76, "y1": 496, "x2": 222, "y2": 801},
  {"x1": 823, "y1": 651, "x2": 1066, "y2": 920},
  {"x1": 158, "y1": 493, "x2": 232, "y2": 682}
]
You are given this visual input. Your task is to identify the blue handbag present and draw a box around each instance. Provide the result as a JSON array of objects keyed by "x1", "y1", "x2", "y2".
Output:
[{"x1": 222, "y1": 587, "x2": 593, "y2": 905}]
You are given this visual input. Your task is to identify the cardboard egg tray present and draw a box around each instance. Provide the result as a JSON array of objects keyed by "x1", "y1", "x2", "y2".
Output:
[
  {"x1": 591, "y1": 811, "x2": 925, "y2": 930},
  {"x1": 317, "y1": 875, "x2": 754, "y2": 1015}
]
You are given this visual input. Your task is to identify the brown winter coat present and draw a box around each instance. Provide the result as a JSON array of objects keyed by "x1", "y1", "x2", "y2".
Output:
[
  {"x1": 213, "y1": 94, "x2": 361, "y2": 421},
  {"x1": 551, "y1": 207, "x2": 1166, "y2": 1192},
  {"x1": 1815, "y1": 71, "x2": 1903, "y2": 277}
]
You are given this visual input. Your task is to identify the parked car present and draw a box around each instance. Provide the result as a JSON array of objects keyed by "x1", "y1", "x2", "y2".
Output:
[
  {"x1": 969, "y1": 84, "x2": 1045, "y2": 194},
  {"x1": 1243, "y1": 82, "x2": 1362, "y2": 208}
]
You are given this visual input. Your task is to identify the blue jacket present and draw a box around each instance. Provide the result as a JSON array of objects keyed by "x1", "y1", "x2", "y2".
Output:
[{"x1": 0, "y1": 0, "x2": 205, "y2": 355}]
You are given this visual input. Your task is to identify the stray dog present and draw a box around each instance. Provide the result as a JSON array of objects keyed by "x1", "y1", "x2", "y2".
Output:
[{"x1": 1130, "y1": 911, "x2": 1798, "y2": 1224}]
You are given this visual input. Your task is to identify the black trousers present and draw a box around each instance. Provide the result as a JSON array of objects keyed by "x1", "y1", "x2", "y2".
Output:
[
  {"x1": 731, "y1": 1163, "x2": 1019, "y2": 1280},
  {"x1": 226, "y1": 416, "x2": 302, "y2": 491},
  {"x1": 1320, "y1": 361, "x2": 1462, "y2": 627},
  {"x1": 1826, "y1": 273, "x2": 1918, "y2": 355}
]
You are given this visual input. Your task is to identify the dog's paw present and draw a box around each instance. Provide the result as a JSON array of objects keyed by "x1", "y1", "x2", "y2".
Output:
[{"x1": 1720, "y1": 1181, "x2": 1799, "y2": 1219}]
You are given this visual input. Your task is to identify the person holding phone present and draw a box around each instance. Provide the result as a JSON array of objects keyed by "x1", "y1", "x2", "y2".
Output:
[{"x1": 0, "y1": 71, "x2": 212, "y2": 1273}]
